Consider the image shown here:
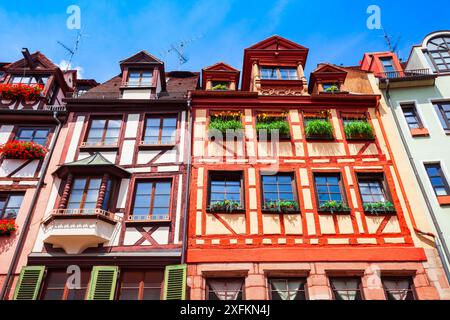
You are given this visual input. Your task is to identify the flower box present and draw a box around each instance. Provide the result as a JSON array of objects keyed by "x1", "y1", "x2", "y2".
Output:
[
  {"x1": 363, "y1": 201, "x2": 396, "y2": 214},
  {"x1": 256, "y1": 114, "x2": 290, "y2": 140},
  {"x1": 208, "y1": 200, "x2": 244, "y2": 213},
  {"x1": 344, "y1": 121, "x2": 374, "y2": 140},
  {"x1": 0, "y1": 140, "x2": 48, "y2": 160},
  {"x1": 0, "y1": 83, "x2": 44, "y2": 101},
  {"x1": 0, "y1": 219, "x2": 17, "y2": 236},
  {"x1": 318, "y1": 201, "x2": 351, "y2": 214},
  {"x1": 208, "y1": 111, "x2": 243, "y2": 135},
  {"x1": 263, "y1": 201, "x2": 299, "y2": 213},
  {"x1": 304, "y1": 119, "x2": 333, "y2": 140}
]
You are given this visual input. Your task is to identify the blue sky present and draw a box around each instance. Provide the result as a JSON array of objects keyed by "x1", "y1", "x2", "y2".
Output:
[{"x1": 1, "y1": 1, "x2": 449, "y2": 83}]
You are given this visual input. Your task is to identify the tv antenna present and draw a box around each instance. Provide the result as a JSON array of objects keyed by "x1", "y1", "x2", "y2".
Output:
[
  {"x1": 160, "y1": 34, "x2": 203, "y2": 69},
  {"x1": 57, "y1": 30, "x2": 87, "y2": 70},
  {"x1": 381, "y1": 27, "x2": 401, "y2": 54}
]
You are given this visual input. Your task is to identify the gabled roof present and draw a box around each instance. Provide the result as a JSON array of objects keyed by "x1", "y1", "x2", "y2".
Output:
[
  {"x1": 247, "y1": 35, "x2": 308, "y2": 50},
  {"x1": 119, "y1": 50, "x2": 163, "y2": 65},
  {"x1": 312, "y1": 64, "x2": 348, "y2": 74},
  {"x1": 54, "y1": 152, "x2": 130, "y2": 178},
  {"x1": 6, "y1": 51, "x2": 58, "y2": 70},
  {"x1": 308, "y1": 63, "x2": 349, "y2": 93},
  {"x1": 203, "y1": 62, "x2": 239, "y2": 72}
]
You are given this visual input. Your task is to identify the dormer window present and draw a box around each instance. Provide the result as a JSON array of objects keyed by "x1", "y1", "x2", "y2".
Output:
[
  {"x1": 260, "y1": 67, "x2": 298, "y2": 80},
  {"x1": 127, "y1": 70, "x2": 153, "y2": 87},
  {"x1": 10, "y1": 75, "x2": 49, "y2": 85},
  {"x1": 211, "y1": 81, "x2": 230, "y2": 91},
  {"x1": 380, "y1": 57, "x2": 395, "y2": 73}
]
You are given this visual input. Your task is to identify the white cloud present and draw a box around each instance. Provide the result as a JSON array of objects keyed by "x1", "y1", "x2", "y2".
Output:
[{"x1": 58, "y1": 60, "x2": 84, "y2": 79}]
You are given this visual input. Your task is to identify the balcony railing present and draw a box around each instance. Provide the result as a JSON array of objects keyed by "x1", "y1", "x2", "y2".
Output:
[
  {"x1": 43, "y1": 105, "x2": 66, "y2": 112},
  {"x1": 47, "y1": 208, "x2": 121, "y2": 222},
  {"x1": 127, "y1": 214, "x2": 170, "y2": 222},
  {"x1": 376, "y1": 69, "x2": 432, "y2": 79}
]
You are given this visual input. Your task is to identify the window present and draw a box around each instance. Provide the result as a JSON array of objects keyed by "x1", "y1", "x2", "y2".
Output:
[
  {"x1": 427, "y1": 36, "x2": 450, "y2": 72},
  {"x1": 382, "y1": 277, "x2": 416, "y2": 300},
  {"x1": 380, "y1": 57, "x2": 395, "y2": 73},
  {"x1": 314, "y1": 174, "x2": 344, "y2": 206},
  {"x1": 85, "y1": 118, "x2": 121, "y2": 146},
  {"x1": 208, "y1": 171, "x2": 243, "y2": 209},
  {"x1": 433, "y1": 102, "x2": 450, "y2": 133},
  {"x1": 260, "y1": 67, "x2": 298, "y2": 80},
  {"x1": 10, "y1": 75, "x2": 49, "y2": 85},
  {"x1": 330, "y1": 277, "x2": 363, "y2": 300},
  {"x1": 357, "y1": 174, "x2": 388, "y2": 204},
  {"x1": 143, "y1": 116, "x2": 177, "y2": 145},
  {"x1": 269, "y1": 278, "x2": 307, "y2": 300},
  {"x1": 41, "y1": 269, "x2": 90, "y2": 300},
  {"x1": 211, "y1": 81, "x2": 230, "y2": 90},
  {"x1": 261, "y1": 173, "x2": 296, "y2": 207},
  {"x1": 16, "y1": 127, "x2": 50, "y2": 146},
  {"x1": 66, "y1": 177, "x2": 109, "y2": 210},
  {"x1": 131, "y1": 180, "x2": 171, "y2": 220},
  {"x1": 322, "y1": 82, "x2": 340, "y2": 92},
  {"x1": 118, "y1": 270, "x2": 164, "y2": 300},
  {"x1": 425, "y1": 163, "x2": 450, "y2": 196},
  {"x1": 401, "y1": 104, "x2": 423, "y2": 129},
  {"x1": 207, "y1": 278, "x2": 244, "y2": 300},
  {"x1": 127, "y1": 70, "x2": 153, "y2": 87},
  {"x1": 0, "y1": 193, "x2": 24, "y2": 219}
]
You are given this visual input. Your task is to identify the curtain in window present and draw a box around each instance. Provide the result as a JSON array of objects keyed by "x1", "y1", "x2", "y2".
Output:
[
  {"x1": 208, "y1": 279, "x2": 243, "y2": 300},
  {"x1": 271, "y1": 279, "x2": 303, "y2": 300},
  {"x1": 384, "y1": 279, "x2": 411, "y2": 300},
  {"x1": 332, "y1": 278, "x2": 360, "y2": 300}
]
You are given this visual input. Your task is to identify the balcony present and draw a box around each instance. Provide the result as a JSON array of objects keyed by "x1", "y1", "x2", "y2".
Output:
[
  {"x1": 377, "y1": 69, "x2": 436, "y2": 89},
  {"x1": 41, "y1": 208, "x2": 121, "y2": 254}
]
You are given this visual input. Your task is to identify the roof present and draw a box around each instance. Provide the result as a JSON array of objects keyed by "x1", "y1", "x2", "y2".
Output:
[
  {"x1": 75, "y1": 71, "x2": 199, "y2": 100},
  {"x1": 203, "y1": 62, "x2": 239, "y2": 72},
  {"x1": 246, "y1": 35, "x2": 308, "y2": 50},
  {"x1": 54, "y1": 153, "x2": 130, "y2": 178},
  {"x1": 6, "y1": 51, "x2": 58, "y2": 70},
  {"x1": 119, "y1": 50, "x2": 163, "y2": 65}
]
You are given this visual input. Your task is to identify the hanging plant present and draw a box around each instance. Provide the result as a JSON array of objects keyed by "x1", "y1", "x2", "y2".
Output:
[
  {"x1": 0, "y1": 83, "x2": 44, "y2": 101},
  {"x1": 318, "y1": 200, "x2": 350, "y2": 213},
  {"x1": 304, "y1": 119, "x2": 333, "y2": 139},
  {"x1": 209, "y1": 200, "x2": 242, "y2": 212},
  {"x1": 0, "y1": 219, "x2": 17, "y2": 236},
  {"x1": 0, "y1": 140, "x2": 48, "y2": 160},
  {"x1": 363, "y1": 201, "x2": 395, "y2": 214},
  {"x1": 344, "y1": 120, "x2": 374, "y2": 139},
  {"x1": 264, "y1": 200, "x2": 299, "y2": 213},
  {"x1": 209, "y1": 112, "x2": 243, "y2": 134}
]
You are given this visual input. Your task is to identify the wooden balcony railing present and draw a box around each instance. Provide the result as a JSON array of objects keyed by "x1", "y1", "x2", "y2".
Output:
[{"x1": 376, "y1": 69, "x2": 432, "y2": 79}]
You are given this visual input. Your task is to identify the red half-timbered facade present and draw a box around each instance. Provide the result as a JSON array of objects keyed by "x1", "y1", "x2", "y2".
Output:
[{"x1": 186, "y1": 36, "x2": 446, "y2": 300}]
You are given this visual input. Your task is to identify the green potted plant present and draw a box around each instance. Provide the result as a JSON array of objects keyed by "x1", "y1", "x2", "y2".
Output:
[
  {"x1": 208, "y1": 111, "x2": 243, "y2": 136},
  {"x1": 209, "y1": 200, "x2": 242, "y2": 212},
  {"x1": 211, "y1": 83, "x2": 229, "y2": 91},
  {"x1": 318, "y1": 200, "x2": 350, "y2": 213},
  {"x1": 363, "y1": 201, "x2": 395, "y2": 214},
  {"x1": 264, "y1": 200, "x2": 299, "y2": 213},
  {"x1": 324, "y1": 85, "x2": 340, "y2": 93},
  {"x1": 344, "y1": 120, "x2": 374, "y2": 140},
  {"x1": 304, "y1": 119, "x2": 333, "y2": 139},
  {"x1": 256, "y1": 119, "x2": 290, "y2": 139}
]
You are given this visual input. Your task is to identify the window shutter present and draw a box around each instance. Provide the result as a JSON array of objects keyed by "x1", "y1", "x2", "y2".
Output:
[
  {"x1": 13, "y1": 266, "x2": 45, "y2": 300},
  {"x1": 87, "y1": 266, "x2": 119, "y2": 300},
  {"x1": 163, "y1": 264, "x2": 187, "y2": 300}
]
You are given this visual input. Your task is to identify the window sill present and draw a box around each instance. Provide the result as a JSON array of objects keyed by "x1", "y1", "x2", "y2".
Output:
[
  {"x1": 206, "y1": 208, "x2": 246, "y2": 214},
  {"x1": 79, "y1": 144, "x2": 119, "y2": 151},
  {"x1": 363, "y1": 210, "x2": 396, "y2": 215},
  {"x1": 138, "y1": 143, "x2": 176, "y2": 150},
  {"x1": 261, "y1": 209, "x2": 301, "y2": 214},
  {"x1": 305, "y1": 135, "x2": 335, "y2": 141},
  {"x1": 437, "y1": 195, "x2": 450, "y2": 206},
  {"x1": 345, "y1": 136, "x2": 375, "y2": 141},
  {"x1": 410, "y1": 128, "x2": 430, "y2": 137},
  {"x1": 318, "y1": 209, "x2": 351, "y2": 215},
  {"x1": 125, "y1": 218, "x2": 171, "y2": 225}
]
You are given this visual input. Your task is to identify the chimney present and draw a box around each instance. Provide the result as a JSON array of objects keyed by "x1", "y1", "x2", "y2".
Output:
[{"x1": 21, "y1": 48, "x2": 34, "y2": 68}]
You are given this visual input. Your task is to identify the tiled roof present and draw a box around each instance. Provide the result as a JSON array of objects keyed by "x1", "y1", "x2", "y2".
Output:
[{"x1": 77, "y1": 71, "x2": 199, "y2": 100}]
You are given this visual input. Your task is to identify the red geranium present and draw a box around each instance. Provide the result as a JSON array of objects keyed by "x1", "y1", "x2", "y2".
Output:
[
  {"x1": 0, "y1": 83, "x2": 44, "y2": 101},
  {"x1": 0, "y1": 219, "x2": 17, "y2": 236},
  {"x1": 0, "y1": 140, "x2": 48, "y2": 160}
]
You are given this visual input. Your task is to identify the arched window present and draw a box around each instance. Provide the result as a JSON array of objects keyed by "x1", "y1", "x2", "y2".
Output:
[{"x1": 427, "y1": 35, "x2": 450, "y2": 72}]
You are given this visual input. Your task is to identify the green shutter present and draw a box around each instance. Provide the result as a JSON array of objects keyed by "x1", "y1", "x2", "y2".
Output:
[
  {"x1": 87, "y1": 266, "x2": 119, "y2": 300},
  {"x1": 163, "y1": 264, "x2": 187, "y2": 300},
  {"x1": 13, "y1": 266, "x2": 45, "y2": 300}
]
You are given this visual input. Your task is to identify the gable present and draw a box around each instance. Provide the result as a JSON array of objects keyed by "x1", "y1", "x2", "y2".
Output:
[
  {"x1": 313, "y1": 64, "x2": 347, "y2": 75},
  {"x1": 6, "y1": 51, "x2": 57, "y2": 70},
  {"x1": 203, "y1": 62, "x2": 239, "y2": 72},
  {"x1": 120, "y1": 50, "x2": 163, "y2": 65},
  {"x1": 247, "y1": 35, "x2": 308, "y2": 51}
]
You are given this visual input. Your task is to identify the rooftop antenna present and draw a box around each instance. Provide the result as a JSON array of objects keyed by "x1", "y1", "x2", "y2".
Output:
[
  {"x1": 160, "y1": 34, "x2": 203, "y2": 70},
  {"x1": 57, "y1": 30, "x2": 86, "y2": 71},
  {"x1": 381, "y1": 27, "x2": 401, "y2": 55}
]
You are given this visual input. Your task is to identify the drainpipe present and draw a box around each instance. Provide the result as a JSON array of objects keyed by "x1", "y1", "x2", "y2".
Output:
[
  {"x1": 0, "y1": 111, "x2": 63, "y2": 300},
  {"x1": 384, "y1": 78, "x2": 450, "y2": 283},
  {"x1": 181, "y1": 93, "x2": 193, "y2": 265}
]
